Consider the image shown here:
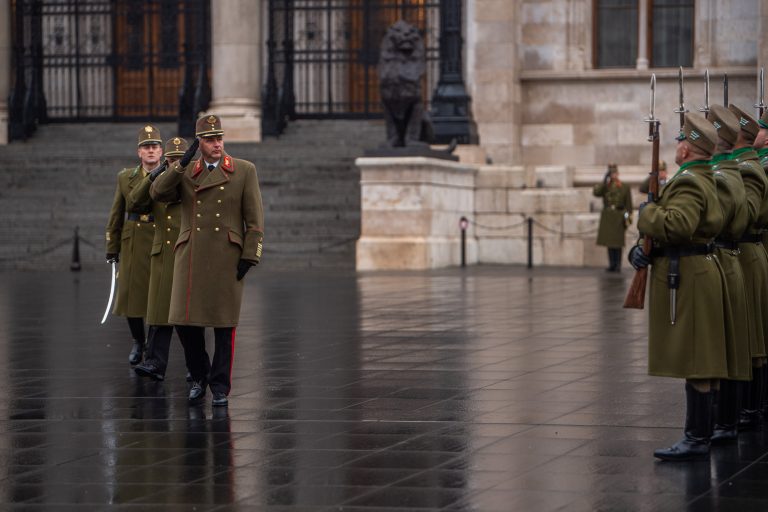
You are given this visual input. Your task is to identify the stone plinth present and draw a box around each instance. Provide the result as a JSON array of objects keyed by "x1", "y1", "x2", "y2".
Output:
[{"x1": 356, "y1": 157, "x2": 478, "y2": 270}]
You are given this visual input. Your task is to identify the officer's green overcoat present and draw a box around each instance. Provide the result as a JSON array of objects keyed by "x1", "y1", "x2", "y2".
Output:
[
  {"x1": 128, "y1": 175, "x2": 181, "y2": 326},
  {"x1": 735, "y1": 148, "x2": 768, "y2": 358},
  {"x1": 151, "y1": 153, "x2": 264, "y2": 328},
  {"x1": 638, "y1": 161, "x2": 727, "y2": 379},
  {"x1": 105, "y1": 166, "x2": 154, "y2": 318},
  {"x1": 593, "y1": 181, "x2": 632, "y2": 248},
  {"x1": 712, "y1": 157, "x2": 751, "y2": 381}
]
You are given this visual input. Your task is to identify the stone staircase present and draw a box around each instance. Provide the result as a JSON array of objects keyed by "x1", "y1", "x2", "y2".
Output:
[{"x1": 0, "y1": 120, "x2": 385, "y2": 270}]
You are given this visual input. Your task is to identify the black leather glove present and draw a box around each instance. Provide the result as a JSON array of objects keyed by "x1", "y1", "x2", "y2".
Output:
[
  {"x1": 180, "y1": 138, "x2": 200, "y2": 167},
  {"x1": 638, "y1": 201, "x2": 648, "y2": 216},
  {"x1": 628, "y1": 245, "x2": 650, "y2": 270},
  {"x1": 236, "y1": 259, "x2": 254, "y2": 281},
  {"x1": 106, "y1": 253, "x2": 119, "y2": 264},
  {"x1": 148, "y1": 160, "x2": 168, "y2": 181}
]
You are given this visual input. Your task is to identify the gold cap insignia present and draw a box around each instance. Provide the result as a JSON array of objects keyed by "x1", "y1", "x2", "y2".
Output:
[
  {"x1": 207, "y1": 115, "x2": 216, "y2": 126},
  {"x1": 173, "y1": 137, "x2": 181, "y2": 145},
  {"x1": 144, "y1": 126, "x2": 153, "y2": 133}
]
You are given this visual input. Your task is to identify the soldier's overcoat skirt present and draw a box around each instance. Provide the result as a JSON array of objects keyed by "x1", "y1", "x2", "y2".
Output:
[
  {"x1": 638, "y1": 161, "x2": 727, "y2": 379},
  {"x1": 593, "y1": 181, "x2": 632, "y2": 248},
  {"x1": 712, "y1": 161, "x2": 751, "y2": 381},
  {"x1": 736, "y1": 150, "x2": 768, "y2": 358},
  {"x1": 106, "y1": 166, "x2": 154, "y2": 318},
  {"x1": 151, "y1": 154, "x2": 264, "y2": 328},
  {"x1": 128, "y1": 176, "x2": 181, "y2": 326}
]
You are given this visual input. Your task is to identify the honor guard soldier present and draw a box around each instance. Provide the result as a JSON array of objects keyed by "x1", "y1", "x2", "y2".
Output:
[
  {"x1": 629, "y1": 113, "x2": 727, "y2": 461},
  {"x1": 151, "y1": 115, "x2": 264, "y2": 407},
  {"x1": 729, "y1": 104, "x2": 768, "y2": 430},
  {"x1": 593, "y1": 163, "x2": 632, "y2": 272},
  {"x1": 707, "y1": 105, "x2": 752, "y2": 443},
  {"x1": 132, "y1": 137, "x2": 210, "y2": 382},
  {"x1": 754, "y1": 109, "x2": 768, "y2": 419},
  {"x1": 105, "y1": 125, "x2": 161, "y2": 365}
]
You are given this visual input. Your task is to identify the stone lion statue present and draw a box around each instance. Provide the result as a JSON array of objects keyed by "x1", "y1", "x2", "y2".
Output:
[{"x1": 378, "y1": 20, "x2": 432, "y2": 147}]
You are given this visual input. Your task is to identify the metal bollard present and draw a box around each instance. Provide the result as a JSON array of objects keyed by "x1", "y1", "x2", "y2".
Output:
[
  {"x1": 70, "y1": 227, "x2": 81, "y2": 272},
  {"x1": 527, "y1": 217, "x2": 533, "y2": 269},
  {"x1": 459, "y1": 216, "x2": 468, "y2": 267}
]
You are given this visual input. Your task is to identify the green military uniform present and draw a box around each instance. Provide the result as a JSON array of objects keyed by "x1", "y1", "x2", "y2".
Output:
[
  {"x1": 105, "y1": 128, "x2": 159, "y2": 318},
  {"x1": 593, "y1": 177, "x2": 632, "y2": 248},
  {"x1": 638, "y1": 117, "x2": 727, "y2": 380}
]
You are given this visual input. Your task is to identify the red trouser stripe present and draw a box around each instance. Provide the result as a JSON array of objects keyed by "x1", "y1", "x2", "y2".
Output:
[{"x1": 229, "y1": 328, "x2": 236, "y2": 385}]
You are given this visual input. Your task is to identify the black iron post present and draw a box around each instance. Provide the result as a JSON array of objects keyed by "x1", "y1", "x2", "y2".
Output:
[
  {"x1": 459, "y1": 216, "x2": 468, "y2": 267},
  {"x1": 70, "y1": 227, "x2": 81, "y2": 272},
  {"x1": 280, "y1": 0, "x2": 296, "y2": 122},
  {"x1": 430, "y1": 0, "x2": 476, "y2": 144},
  {"x1": 262, "y1": 0, "x2": 280, "y2": 136},
  {"x1": 9, "y1": 0, "x2": 27, "y2": 141},
  {"x1": 527, "y1": 217, "x2": 533, "y2": 269}
]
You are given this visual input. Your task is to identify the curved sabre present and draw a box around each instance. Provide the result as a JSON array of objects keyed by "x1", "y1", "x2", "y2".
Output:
[{"x1": 100, "y1": 262, "x2": 116, "y2": 324}]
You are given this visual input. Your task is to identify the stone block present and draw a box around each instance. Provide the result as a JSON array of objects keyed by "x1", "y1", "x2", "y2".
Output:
[
  {"x1": 361, "y1": 210, "x2": 431, "y2": 237},
  {"x1": 563, "y1": 213, "x2": 600, "y2": 238},
  {"x1": 476, "y1": 165, "x2": 526, "y2": 189},
  {"x1": 521, "y1": 124, "x2": 574, "y2": 146},
  {"x1": 453, "y1": 145, "x2": 488, "y2": 165},
  {"x1": 508, "y1": 188, "x2": 592, "y2": 214},
  {"x1": 478, "y1": 237, "x2": 540, "y2": 265},
  {"x1": 356, "y1": 236, "x2": 476, "y2": 270},
  {"x1": 530, "y1": 213, "x2": 564, "y2": 239},
  {"x1": 472, "y1": 213, "x2": 527, "y2": 238},
  {"x1": 541, "y1": 237, "x2": 585, "y2": 266},
  {"x1": 475, "y1": 189, "x2": 507, "y2": 213},
  {"x1": 534, "y1": 165, "x2": 573, "y2": 188}
]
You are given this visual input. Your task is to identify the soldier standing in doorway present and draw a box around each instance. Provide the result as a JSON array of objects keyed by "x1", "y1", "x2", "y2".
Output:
[
  {"x1": 151, "y1": 115, "x2": 264, "y2": 407},
  {"x1": 132, "y1": 137, "x2": 210, "y2": 382},
  {"x1": 629, "y1": 113, "x2": 727, "y2": 461},
  {"x1": 105, "y1": 125, "x2": 161, "y2": 365},
  {"x1": 593, "y1": 163, "x2": 632, "y2": 272}
]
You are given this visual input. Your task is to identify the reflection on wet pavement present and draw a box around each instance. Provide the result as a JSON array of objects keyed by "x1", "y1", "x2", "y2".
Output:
[{"x1": 0, "y1": 266, "x2": 766, "y2": 511}]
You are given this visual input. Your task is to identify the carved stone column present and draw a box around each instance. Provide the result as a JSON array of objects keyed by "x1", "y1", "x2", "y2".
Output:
[
  {"x1": 0, "y1": 0, "x2": 10, "y2": 144},
  {"x1": 206, "y1": 0, "x2": 262, "y2": 142}
]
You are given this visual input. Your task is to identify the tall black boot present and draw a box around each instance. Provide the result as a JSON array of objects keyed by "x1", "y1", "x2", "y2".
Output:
[
  {"x1": 654, "y1": 383, "x2": 713, "y2": 461},
  {"x1": 712, "y1": 379, "x2": 740, "y2": 443},
  {"x1": 739, "y1": 366, "x2": 763, "y2": 431},
  {"x1": 127, "y1": 317, "x2": 145, "y2": 365}
]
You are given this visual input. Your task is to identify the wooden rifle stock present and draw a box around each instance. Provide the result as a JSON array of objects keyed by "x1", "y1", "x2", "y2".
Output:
[{"x1": 623, "y1": 114, "x2": 660, "y2": 309}]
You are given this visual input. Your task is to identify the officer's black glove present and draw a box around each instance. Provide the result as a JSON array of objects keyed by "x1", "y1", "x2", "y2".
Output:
[
  {"x1": 179, "y1": 138, "x2": 200, "y2": 167},
  {"x1": 236, "y1": 259, "x2": 254, "y2": 281},
  {"x1": 106, "y1": 253, "x2": 119, "y2": 264},
  {"x1": 148, "y1": 160, "x2": 168, "y2": 181},
  {"x1": 628, "y1": 245, "x2": 650, "y2": 270},
  {"x1": 638, "y1": 201, "x2": 649, "y2": 216}
]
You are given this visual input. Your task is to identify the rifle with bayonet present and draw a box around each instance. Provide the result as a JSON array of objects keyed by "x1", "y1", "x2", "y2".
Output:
[
  {"x1": 756, "y1": 67, "x2": 766, "y2": 117},
  {"x1": 624, "y1": 74, "x2": 661, "y2": 309},
  {"x1": 699, "y1": 69, "x2": 710, "y2": 119}
]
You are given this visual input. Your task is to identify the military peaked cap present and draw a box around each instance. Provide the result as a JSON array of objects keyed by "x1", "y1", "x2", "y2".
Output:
[
  {"x1": 708, "y1": 104, "x2": 740, "y2": 145},
  {"x1": 138, "y1": 124, "x2": 162, "y2": 146},
  {"x1": 675, "y1": 113, "x2": 717, "y2": 156},
  {"x1": 607, "y1": 163, "x2": 618, "y2": 173},
  {"x1": 195, "y1": 114, "x2": 225, "y2": 138},
  {"x1": 164, "y1": 136, "x2": 189, "y2": 158},
  {"x1": 728, "y1": 104, "x2": 759, "y2": 138}
]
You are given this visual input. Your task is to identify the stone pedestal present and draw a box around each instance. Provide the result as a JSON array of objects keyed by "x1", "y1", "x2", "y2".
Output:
[
  {"x1": 356, "y1": 157, "x2": 478, "y2": 270},
  {"x1": 0, "y1": 0, "x2": 10, "y2": 145},
  {"x1": 207, "y1": 0, "x2": 262, "y2": 142}
]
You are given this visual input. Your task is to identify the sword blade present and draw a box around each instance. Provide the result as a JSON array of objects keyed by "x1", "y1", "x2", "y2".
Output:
[
  {"x1": 670, "y1": 289, "x2": 677, "y2": 325},
  {"x1": 100, "y1": 262, "x2": 116, "y2": 324}
]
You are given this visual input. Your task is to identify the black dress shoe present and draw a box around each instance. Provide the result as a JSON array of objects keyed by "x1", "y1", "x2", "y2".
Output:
[
  {"x1": 128, "y1": 341, "x2": 144, "y2": 365},
  {"x1": 188, "y1": 381, "x2": 206, "y2": 403},
  {"x1": 212, "y1": 392, "x2": 228, "y2": 407},
  {"x1": 134, "y1": 361, "x2": 164, "y2": 381}
]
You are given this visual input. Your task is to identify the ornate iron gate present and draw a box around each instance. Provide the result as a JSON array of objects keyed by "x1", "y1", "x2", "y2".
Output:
[
  {"x1": 263, "y1": 0, "x2": 441, "y2": 135},
  {"x1": 9, "y1": 0, "x2": 211, "y2": 140}
]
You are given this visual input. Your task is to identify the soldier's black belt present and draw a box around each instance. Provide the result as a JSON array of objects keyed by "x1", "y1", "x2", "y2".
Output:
[
  {"x1": 650, "y1": 243, "x2": 714, "y2": 258},
  {"x1": 127, "y1": 213, "x2": 154, "y2": 222},
  {"x1": 738, "y1": 233, "x2": 763, "y2": 244},
  {"x1": 608, "y1": 205, "x2": 625, "y2": 210},
  {"x1": 715, "y1": 239, "x2": 739, "y2": 251}
]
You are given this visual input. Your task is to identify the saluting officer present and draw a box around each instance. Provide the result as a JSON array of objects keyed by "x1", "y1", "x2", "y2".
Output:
[
  {"x1": 151, "y1": 115, "x2": 264, "y2": 407},
  {"x1": 593, "y1": 163, "x2": 632, "y2": 272},
  {"x1": 729, "y1": 104, "x2": 768, "y2": 430},
  {"x1": 630, "y1": 113, "x2": 726, "y2": 461},
  {"x1": 131, "y1": 137, "x2": 210, "y2": 382},
  {"x1": 707, "y1": 105, "x2": 752, "y2": 443},
  {"x1": 105, "y1": 125, "x2": 161, "y2": 365}
]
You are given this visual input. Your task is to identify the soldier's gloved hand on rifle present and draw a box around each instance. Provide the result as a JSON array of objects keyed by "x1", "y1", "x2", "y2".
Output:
[
  {"x1": 236, "y1": 259, "x2": 254, "y2": 281},
  {"x1": 638, "y1": 201, "x2": 649, "y2": 216},
  {"x1": 628, "y1": 245, "x2": 650, "y2": 270},
  {"x1": 179, "y1": 138, "x2": 200, "y2": 167},
  {"x1": 148, "y1": 160, "x2": 168, "y2": 182},
  {"x1": 106, "y1": 253, "x2": 119, "y2": 264}
]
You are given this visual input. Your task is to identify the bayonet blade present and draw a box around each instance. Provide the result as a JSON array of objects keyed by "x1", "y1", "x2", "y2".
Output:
[
  {"x1": 673, "y1": 66, "x2": 688, "y2": 129},
  {"x1": 699, "y1": 69, "x2": 710, "y2": 117},
  {"x1": 724, "y1": 73, "x2": 729, "y2": 107},
  {"x1": 644, "y1": 74, "x2": 658, "y2": 141},
  {"x1": 100, "y1": 262, "x2": 116, "y2": 324},
  {"x1": 756, "y1": 67, "x2": 766, "y2": 116}
]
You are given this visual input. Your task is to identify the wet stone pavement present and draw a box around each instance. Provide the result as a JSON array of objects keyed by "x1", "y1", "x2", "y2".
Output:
[{"x1": 1, "y1": 265, "x2": 768, "y2": 511}]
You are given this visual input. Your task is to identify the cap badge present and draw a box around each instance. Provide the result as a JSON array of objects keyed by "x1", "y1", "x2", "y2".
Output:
[
  {"x1": 144, "y1": 126, "x2": 153, "y2": 133},
  {"x1": 713, "y1": 121, "x2": 721, "y2": 130},
  {"x1": 740, "y1": 117, "x2": 749, "y2": 127},
  {"x1": 689, "y1": 130, "x2": 700, "y2": 141},
  {"x1": 173, "y1": 137, "x2": 181, "y2": 145}
]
